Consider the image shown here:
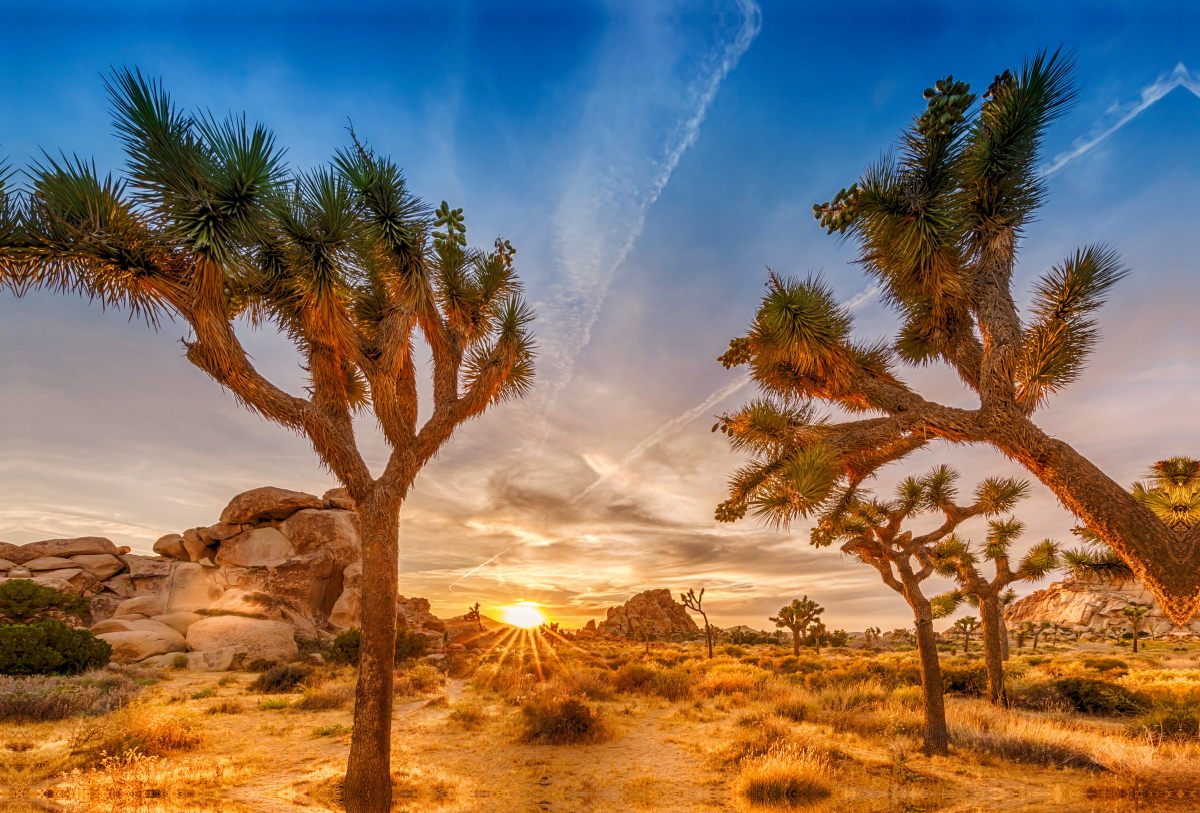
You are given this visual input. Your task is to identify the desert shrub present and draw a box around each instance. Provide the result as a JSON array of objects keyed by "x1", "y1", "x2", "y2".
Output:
[
  {"x1": 653, "y1": 669, "x2": 693, "y2": 702},
  {"x1": 942, "y1": 664, "x2": 989, "y2": 697},
  {"x1": 297, "y1": 684, "x2": 352, "y2": 711},
  {"x1": 0, "y1": 666, "x2": 147, "y2": 722},
  {"x1": 73, "y1": 703, "x2": 202, "y2": 759},
  {"x1": 733, "y1": 745, "x2": 833, "y2": 806},
  {"x1": 246, "y1": 658, "x2": 278, "y2": 672},
  {"x1": 946, "y1": 701, "x2": 1104, "y2": 769},
  {"x1": 1054, "y1": 677, "x2": 1148, "y2": 716},
  {"x1": 406, "y1": 663, "x2": 445, "y2": 693},
  {"x1": 0, "y1": 620, "x2": 111, "y2": 675},
  {"x1": 519, "y1": 695, "x2": 613, "y2": 744},
  {"x1": 613, "y1": 662, "x2": 656, "y2": 692},
  {"x1": 1081, "y1": 657, "x2": 1129, "y2": 675},
  {"x1": 171, "y1": 653, "x2": 188, "y2": 669},
  {"x1": 775, "y1": 656, "x2": 823, "y2": 675},
  {"x1": 1127, "y1": 699, "x2": 1200, "y2": 742},
  {"x1": 190, "y1": 688, "x2": 217, "y2": 700},
  {"x1": 249, "y1": 664, "x2": 312, "y2": 694},
  {"x1": 724, "y1": 645, "x2": 746, "y2": 658},
  {"x1": 0, "y1": 579, "x2": 90, "y2": 624},
  {"x1": 699, "y1": 664, "x2": 765, "y2": 697},
  {"x1": 205, "y1": 699, "x2": 244, "y2": 715},
  {"x1": 259, "y1": 698, "x2": 289, "y2": 710},
  {"x1": 774, "y1": 695, "x2": 811, "y2": 723},
  {"x1": 448, "y1": 701, "x2": 488, "y2": 729},
  {"x1": 314, "y1": 723, "x2": 351, "y2": 737},
  {"x1": 564, "y1": 668, "x2": 615, "y2": 701},
  {"x1": 800, "y1": 658, "x2": 921, "y2": 691},
  {"x1": 330, "y1": 626, "x2": 428, "y2": 666},
  {"x1": 711, "y1": 716, "x2": 794, "y2": 766}
]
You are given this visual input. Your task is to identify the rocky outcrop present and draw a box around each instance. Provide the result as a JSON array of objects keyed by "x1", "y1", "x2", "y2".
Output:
[
  {"x1": 1005, "y1": 574, "x2": 1200, "y2": 638},
  {"x1": 0, "y1": 485, "x2": 448, "y2": 669},
  {"x1": 596, "y1": 589, "x2": 700, "y2": 638}
]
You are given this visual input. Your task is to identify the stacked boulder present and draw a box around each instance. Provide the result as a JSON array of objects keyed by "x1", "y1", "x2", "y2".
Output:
[
  {"x1": 1005, "y1": 574, "x2": 1200, "y2": 639},
  {"x1": 0, "y1": 486, "x2": 447, "y2": 669},
  {"x1": 596, "y1": 589, "x2": 700, "y2": 638}
]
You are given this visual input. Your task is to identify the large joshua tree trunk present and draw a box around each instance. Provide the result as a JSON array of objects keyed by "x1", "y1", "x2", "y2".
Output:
[
  {"x1": 791, "y1": 628, "x2": 801, "y2": 657},
  {"x1": 911, "y1": 607, "x2": 950, "y2": 756},
  {"x1": 978, "y1": 597, "x2": 1008, "y2": 707},
  {"x1": 344, "y1": 489, "x2": 402, "y2": 809}
]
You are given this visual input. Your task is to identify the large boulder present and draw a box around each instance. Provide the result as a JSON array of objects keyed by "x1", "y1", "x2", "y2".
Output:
[
  {"x1": 597, "y1": 589, "x2": 700, "y2": 638},
  {"x1": 1005, "y1": 574, "x2": 1199, "y2": 637},
  {"x1": 33, "y1": 569, "x2": 99, "y2": 596},
  {"x1": 327, "y1": 563, "x2": 362, "y2": 631},
  {"x1": 204, "y1": 588, "x2": 283, "y2": 620},
  {"x1": 215, "y1": 528, "x2": 295, "y2": 568},
  {"x1": 10, "y1": 537, "x2": 121, "y2": 564},
  {"x1": 266, "y1": 549, "x2": 335, "y2": 619},
  {"x1": 0, "y1": 543, "x2": 24, "y2": 563},
  {"x1": 70, "y1": 554, "x2": 125, "y2": 581},
  {"x1": 151, "y1": 611, "x2": 205, "y2": 636},
  {"x1": 153, "y1": 534, "x2": 188, "y2": 560},
  {"x1": 95, "y1": 619, "x2": 187, "y2": 662},
  {"x1": 114, "y1": 595, "x2": 166, "y2": 618},
  {"x1": 23, "y1": 556, "x2": 76, "y2": 572},
  {"x1": 186, "y1": 647, "x2": 241, "y2": 671},
  {"x1": 278, "y1": 509, "x2": 360, "y2": 610},
  {"x1": 219, "y1": 487, "x2": 323, "y2": 525},
  {"x1": 164, "y1": 563, "x2": 224, "y2": 613},
  {"x1": 186, "y1": 616, "x2": 298, "y2": 662}
]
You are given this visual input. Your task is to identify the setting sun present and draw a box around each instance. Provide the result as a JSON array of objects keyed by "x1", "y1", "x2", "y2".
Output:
[{"x1": 500, "y1": 601, "x2": 546, "y2": 629}]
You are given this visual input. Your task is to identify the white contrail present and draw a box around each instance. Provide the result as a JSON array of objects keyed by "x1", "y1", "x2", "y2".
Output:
[
  {"x1": 533, "y1": 0, "x2": 763, "y2": 429},
  {"x1": 1041, "y1": 62, "x2": 1199, "y2": 177},
  {"x1": 573, "y1": 282, "x2": 882, "y2": 502},
  {"x1": 446, "y1": 545, "x2": 516, "y2": 592}
]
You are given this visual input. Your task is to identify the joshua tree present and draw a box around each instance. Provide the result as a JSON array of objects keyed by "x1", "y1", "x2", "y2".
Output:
[
  {"x1": 807, "y1": 619, "x2": 829, "y2": 655},
  {"x1": 8, "y1": 71, "x2": 536, "y2": 813},
  {"x1": 631, "y1": 618, "x2": 654, "y2": 655},
  {"x1": 1014, "y1": 627, "x2": 1028, "y2": 650},
  {"x1": 770, "y1": 596, "x2": 824, "y2": 657},
  {"x1": 1122, "y1": 604, "x2": 1151, "y2": 654},
  {"x1": 464, "y1": 603, "x2": 484, "y2": 633},
  {"x1": 711, "y1": 52, "x2": 1200, "y2": 625},
  {"x1": 792, "y1": 465, "x2": 1025, "y2": 755},
  {"x1": 931, "y1": 517, "x2": 1059, "y2": 704},
  {"x1": 1022, "y1": 621, "x2": 1051, "y2": 652},
  {"x1": 953, "y1": 616, "x2": 979, "y2": 654},
  {"x1": 864, "y1": 626, "x2": 882, "y2": 647},
  {"x1": 681, "y1": 588, "x2": 714, "y2": 659}
]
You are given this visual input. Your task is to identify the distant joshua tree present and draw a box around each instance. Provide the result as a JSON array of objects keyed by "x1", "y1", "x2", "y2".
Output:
[
  {"x1": 711, "y1": 53, "x2": 1200, "y2": 627},
  {"x1": 6, "y1": 70, "x2": 536, "y2": 813},
  {"x1": 806, "y1": 619, "x2": 829, "y2": 655},
  {"x1": 1122, "y1": 604, "x2": 1151, "y2": 654},
  {"x1": 952, "y1": 617, "x2": 979, "y2": 654},
  {"x1": 864, "y1": 626, "x2": 882, "y2": 647},
  {"x1": 464, "y1": 603, "x2": 483, "y2": 632},
  {"x1": 681, "y1": 588, "x2": 714, "y2": 659},
  {"x1": 931, "y1": 515, "x2": 1059, "y2": 705},
  {"x1": 770, "y1": 596, "x2": 824, "y2": 657},
  {"x1": 1021, "y1": 621, "x2": 1051, "y2": 652}
]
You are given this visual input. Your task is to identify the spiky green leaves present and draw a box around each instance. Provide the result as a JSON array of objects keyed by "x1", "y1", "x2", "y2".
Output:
[
  {"x1": 1132, "y1": 457, "x2": 1200, "y2": 531},
  {"x1": 106, "y1": 68, "x2": 285, "y2": 267},
  {"x1": 1015, "y1": 245, "x2": 1126, "y2": 412}
]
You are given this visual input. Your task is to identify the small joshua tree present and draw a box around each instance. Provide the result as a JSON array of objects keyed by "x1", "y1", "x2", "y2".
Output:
[
  {"x1": 769, "y1": 597, "x2": 824, "y2": 657},
  {"x1": 681, "y1": 588, "x2": 713, "y2": 659},
  {"x1": 931, "y1": 516, "x2": 1059, "y2": 704},
  {"x1": 464, "y1": 603, "x2": 483, "y2": 633},
  {"x1": 796, "y1": 465, "x2": 1025, "y2": 755},
  {"x1": 1022, "y1": 621, "x2": 1050, "y2": 652},
  {"x1": 953, "y1": 617, "x2": 979, "y2": 654},
  {"x1": 864, "y1": 626, "x2": 882, "y2": 647},
  {"x1": 1014, "y1": 627, "x2": 1028, "y2": 650},
  {"x1": 807, "y1": 620, "x2": 829, "y2": 655},
  {"x1": 630, "y1": 618, "x2": 654, "y2": 655},
  {"x1": 1122, "y1": 604, "x2": 1151, "y2": 654}
]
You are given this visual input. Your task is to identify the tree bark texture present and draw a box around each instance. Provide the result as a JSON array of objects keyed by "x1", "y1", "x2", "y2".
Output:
[
  {"x1": 343, "y1": 491, "x2": 401, "y2": 813},
  {"x1": 978, "y1": 598, "x2": 1008, "y2": 707},
  {"x1": 912, "y1": 612, "x2": 950, "y2": 756}
]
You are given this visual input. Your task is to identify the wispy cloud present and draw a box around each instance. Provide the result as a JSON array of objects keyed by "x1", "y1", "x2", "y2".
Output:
[
  {"x1": 1041, "y1": 62, "x2": 1199, "y2": 177},
  {"x1": 533, "y1": 1, "x2": 763, "y2": 420}
]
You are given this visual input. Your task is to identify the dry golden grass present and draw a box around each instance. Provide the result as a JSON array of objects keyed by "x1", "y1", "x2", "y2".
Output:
[{"x1": 731, "y1": 744, "x2": 835, "y2": 809}]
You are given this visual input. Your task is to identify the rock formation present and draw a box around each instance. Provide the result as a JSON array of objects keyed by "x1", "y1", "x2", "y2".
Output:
[
  {"x1": 596, "y1": 589, "x2": 699, "y2": 638},
  {"x1": 0, "y1": 486, "x2": 453, "y2": 669},
  {"x1": 1005, "y1": 574, "x2": 1200, "y2": 638}
]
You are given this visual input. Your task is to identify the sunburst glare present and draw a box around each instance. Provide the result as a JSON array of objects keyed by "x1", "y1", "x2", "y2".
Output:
[{"x1": 500, "y1": 601, "x2": 546, "y2": 629}]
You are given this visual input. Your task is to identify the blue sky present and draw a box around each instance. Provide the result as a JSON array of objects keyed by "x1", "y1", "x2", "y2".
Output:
[{"x1": 2, "y1": 1, "x2": 1198, "y2": 630}]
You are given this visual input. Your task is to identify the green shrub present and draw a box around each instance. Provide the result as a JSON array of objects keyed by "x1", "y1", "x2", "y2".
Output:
[
  {"x1": 0, "y1": 620, "x2": 111, "y2": 675},
  {"x1": 0, "y1": 580, "x2": 89, "y2": 624},
  {"x1": 519, "y1": 695, "x2": 612, "y2": 744},
  {"x1": 330, "y1": 626, "x2": 428, "y2": 666},
  {"x1": 1127, "y1": 700, "x2": 1200, "y2": 742},
  {"x1": 313, "y1": 723, "x2": 351, "y2": 736},
  {"x1": 1054, "y1": 677, "x2": 1147, "y2": 715},
  {"x1": 190, "y1": 687, "x2": 217, "y2": 700},
  {"x1": 249, "y1": 664, "x2": 312, "y2": 694},
  {"x1": 724, "y1": 645, "x2": 746, "y2": 658},
  {"x1": 259, "y1": 698, "x2": 289, "y2": 710},
  {"x1": 1080, "y1": 657, "x2": 1129, "y2": 675},
  {"x1": 942, "y1": 664, "x2": 988, "y2": 697}
]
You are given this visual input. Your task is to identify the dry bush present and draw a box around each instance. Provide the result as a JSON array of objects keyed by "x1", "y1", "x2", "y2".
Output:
[
  {"x1": 71, "y1": 702, "x2": 202, "y2": 761},
  {"x1": 699, "y1": 664, "x2": 766, "y2": 697},
  {"x1": 248, "y1": 664, "x2": 312, "y2": 694},
  {"x1": 60, "y1": 749, "x2": 258, "y2": 803},
  {"x1": 621, "y1": 773, "x2": 660, "y2": 809},
  {"x1": 773, "y1": 692, "x2": 813, "y2": 723},
  {"x1": 733, "y1": 744, "x2": 834, "y2": 807},
  {"x1": 711, "y1": 716, "x2": 794, "y2": 767},
  {"x1": 447, "y1": 701, "x2": 488, "y2": 730},
  {"x1": 0, "y1": 666, "x2": 152, "y2": 723},
  {"x1": 654, "y1": 668, "x2": 694, "y2": 702},
  {"x1": 613, "y1": 662, "x2": 657, "y2": 692},
  {"x1": 561, "y1": 668, "x2": 615, "y2": 701},
  {"x1": 518, "y1": 694, "x2": 614, "y2": 745},
  {"x1": 946, "y1": 699, "x2": 1117, "y2": 769},
  {"x1": 204, "y1": 698, "x2": 245, "y2": 715},
  {"x1": 297, "y1": 684, "x2": 352, "y2": 711}
]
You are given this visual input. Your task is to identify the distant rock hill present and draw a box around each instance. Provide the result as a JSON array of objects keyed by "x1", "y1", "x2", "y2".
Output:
[
  {"x1": 596, "y1": 589, "x2": 699, "y2": 638},
  {"x1": 1005, "y1": 574, "x2": 1200, "y2": 638}
]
